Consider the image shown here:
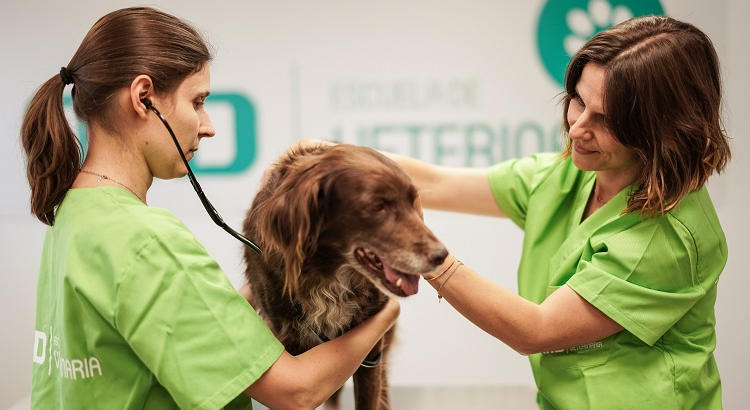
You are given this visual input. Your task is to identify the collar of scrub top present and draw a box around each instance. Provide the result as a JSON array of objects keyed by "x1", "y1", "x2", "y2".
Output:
[{"x1": 141, "y1": 98, "x2": 262, "y2": 256}]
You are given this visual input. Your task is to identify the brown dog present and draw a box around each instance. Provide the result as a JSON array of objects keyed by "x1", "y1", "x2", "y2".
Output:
[{"x1": 242, "y1": 143, "x2": 447, "y2": 409}]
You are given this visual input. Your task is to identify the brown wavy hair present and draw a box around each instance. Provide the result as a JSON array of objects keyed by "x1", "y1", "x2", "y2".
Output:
[
  {"x1": 561, "y1": 16, "x2": 731, "y2": 216},
  {"x1": 20, "y1": 7, "x2": 212, "y2": 225}
]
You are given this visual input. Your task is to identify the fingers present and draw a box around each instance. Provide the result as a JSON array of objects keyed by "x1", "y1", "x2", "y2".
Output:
[
  {"x1": 414, "y1": 194, "x2": 424, "y2": 220},
  {"x1": 298, "y1": 138, "x2": 336, "y2": 149},
  {"x1": 382, "y1": 298, "x2": 401, "y2": 322},
  {"x1": 238, "y1": 282, "x2": 253, "y2": 303},
  {"x1": 259, "y1": 164, "x2": 276, "y2": 188}
]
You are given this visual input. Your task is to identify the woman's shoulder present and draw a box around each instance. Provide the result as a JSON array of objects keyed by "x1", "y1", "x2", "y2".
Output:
[
  {"x1": 605, "y1": 188, "x2": 724, "y2": 247},
  {"x1": 666, "y1": 187, "x2": 727, "y2": 270},
  {"x1": 668, "y1": 187, "x2": 725, "y2": 234},
  {"x1": 55, "y1": 186, "x2": 197, "y2": 252},
  {"x1": 599, "y1": 186, "x2": 727, "y2": 280},
  {"x1": 490, "y1": 152, "x2": 583, "y2": 192},
  {"x1": 637, "y1": 187, "x2": 727, "y2": 258}
]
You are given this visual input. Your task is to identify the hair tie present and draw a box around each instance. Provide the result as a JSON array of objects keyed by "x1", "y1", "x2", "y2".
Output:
[{"x1": 59, "y1": 67, "x2": 74, "y2": 85}]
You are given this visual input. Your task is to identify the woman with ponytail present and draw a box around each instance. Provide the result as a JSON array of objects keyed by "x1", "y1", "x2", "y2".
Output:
[{"x1": 24, "y1": 7, "x2": 398, "y2": 409}]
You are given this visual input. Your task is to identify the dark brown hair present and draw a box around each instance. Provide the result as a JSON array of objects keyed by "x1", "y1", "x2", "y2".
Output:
[
  {"x1": 21, "y1": 7, "x2": 212, "y2": 225},
  {"x1": 561, "y1": 16, "x2": 731, "y2": 215}
]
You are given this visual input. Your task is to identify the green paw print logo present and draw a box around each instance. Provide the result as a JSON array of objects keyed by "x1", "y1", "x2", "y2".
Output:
[{"x1": 537, "y1": 0, "x2": 665, "y2": 87}]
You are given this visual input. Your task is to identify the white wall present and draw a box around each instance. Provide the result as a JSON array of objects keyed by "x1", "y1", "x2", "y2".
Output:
[
  {"x1": 713, "y1": 0, "x2": 750, "y2": 405},
  {"x1": 1, "y1": 0, "x2": 747, "y2": 408}
]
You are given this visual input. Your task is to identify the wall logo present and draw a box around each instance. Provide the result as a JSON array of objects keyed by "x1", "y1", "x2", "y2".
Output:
[
  {"x1": 536, "y1": 0, "x2": 664, "y2": 87},
  {"x1": 63, "y1": 92, "x2": 257, "y2": 175}
]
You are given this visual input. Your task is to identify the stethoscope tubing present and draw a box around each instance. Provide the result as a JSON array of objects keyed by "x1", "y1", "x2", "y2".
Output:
[{"x1": 143, "y1": 99, "x2": 262, "y2": 255}]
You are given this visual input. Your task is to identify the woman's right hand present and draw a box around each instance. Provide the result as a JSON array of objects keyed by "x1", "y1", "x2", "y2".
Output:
[
  {"x1": 297, "y1": 138, "x2": 337, "y2": 149},
  {"x1": 259, "y1": 139, "x2": 338, "y2": 188},
  {"x1": 245, "y1": 295, "x2": 400, "y2": 409},
  {"x1": 377, "y1": 297, "x2": 401, "y2": 328}
]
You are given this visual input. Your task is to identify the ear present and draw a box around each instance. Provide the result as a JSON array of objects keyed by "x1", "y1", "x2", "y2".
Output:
[
  {"x1": 252, "y1": 164, "x2": 329, "y2": 298},
  {"x1": 129, "y1": 74, "x2": 155, "y2": 119}
]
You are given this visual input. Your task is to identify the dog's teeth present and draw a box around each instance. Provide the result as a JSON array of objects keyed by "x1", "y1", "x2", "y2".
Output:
[{"x1": 395, "y1": 278, "x2": 403, "y2": 287}]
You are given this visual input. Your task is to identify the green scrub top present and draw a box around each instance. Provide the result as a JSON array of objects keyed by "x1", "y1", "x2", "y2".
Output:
[
  {"x1": 488, "y1": 153, "x2": 727, "y2": 409},
  {"x1": 31, "y1": 187, "x2": 284, "y2": 409}
]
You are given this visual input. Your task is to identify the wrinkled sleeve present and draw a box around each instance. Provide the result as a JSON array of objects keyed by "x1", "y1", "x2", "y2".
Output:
[
  {"x1": 566, "y1": 216, "x2": 713, "y2": 346},
  {"x1": 114, "y1": 227, "x2": 284, "y2": 410},
  {"x1": 487, "y1": 153, "x2": 560, "y2": 230}
]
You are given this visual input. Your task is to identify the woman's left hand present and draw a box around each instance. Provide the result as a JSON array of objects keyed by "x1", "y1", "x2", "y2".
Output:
[{"x1": 238, "y1": 282, "x2": 253, "y2": 304}]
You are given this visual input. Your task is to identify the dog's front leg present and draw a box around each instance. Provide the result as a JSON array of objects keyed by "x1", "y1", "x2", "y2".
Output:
[
  {"x1": 352, "y1": 355, "x2": 386, "y2": 410},
  {"x1": 352, "y1": 329, "x2": 393, "y2": 410},
  {"x1": 324, "y1": 387, "x2": 342, "y2": 410}
]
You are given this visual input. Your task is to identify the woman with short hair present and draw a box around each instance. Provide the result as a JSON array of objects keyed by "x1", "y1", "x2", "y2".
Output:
[{"x1": 371, "y1": 15, "x2": 730, "y2": 408}]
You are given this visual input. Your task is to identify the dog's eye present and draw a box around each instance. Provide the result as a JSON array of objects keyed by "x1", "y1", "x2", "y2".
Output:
[{"x1": 371, "y1": 201, "x2": 387, "y2": 213}]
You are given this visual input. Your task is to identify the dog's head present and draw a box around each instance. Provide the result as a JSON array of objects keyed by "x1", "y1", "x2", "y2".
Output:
[{"x1": 247, "y1": 143, "x2": 448, "y2": 299}]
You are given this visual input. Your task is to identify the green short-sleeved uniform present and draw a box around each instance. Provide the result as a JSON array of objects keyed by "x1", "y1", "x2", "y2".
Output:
[
  {"x1": 31, "y1": 186, "x2": 284, "y2": 409},
  {"x1": 488, "y1": 154, "x2": 727, "y2": 409}
]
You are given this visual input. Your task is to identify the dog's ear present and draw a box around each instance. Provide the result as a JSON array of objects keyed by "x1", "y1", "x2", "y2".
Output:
[{"x1": 251, "y1": 160, "x2": 330, "y2": 298}]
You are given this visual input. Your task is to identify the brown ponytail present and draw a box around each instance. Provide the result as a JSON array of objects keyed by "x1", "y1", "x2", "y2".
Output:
[
  {"x1": 19, "y1": 7, "x2": 211, "y2": 225},
  {"x1": 21, "y1": 75, "x2": 82, "y2": 225}
]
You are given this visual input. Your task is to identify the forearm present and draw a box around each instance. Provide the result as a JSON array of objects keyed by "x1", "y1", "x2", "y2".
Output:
[
  {"x1": 426, "y1": 257, "x2": 621, "y2": 354},
  {"x1": 294, "y1": 301, "x2": 398, "y2": 404},
  {"x1": 427, "y1": 263, "x2": 544, "y2": 354},
  {"x1": 385, "y1": 152, "x2": 505, "y2": 216},
  {"x1": 296, "y1": 139, "x2": 440, "y2": 194},
  {"x1": 247, "y1": 299, "x2": 399, "y2": 409},
  {"x1": 295, "y1": 138, "x2": 503, "y2": 216}
]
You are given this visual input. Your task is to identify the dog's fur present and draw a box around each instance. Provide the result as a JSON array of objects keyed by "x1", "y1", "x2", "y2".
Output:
[{"x1": 242, "y1": 143, "x2": 447, "y2": 410}]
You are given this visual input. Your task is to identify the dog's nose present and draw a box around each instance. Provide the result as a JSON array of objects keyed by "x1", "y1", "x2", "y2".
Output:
[{"x1": 429, "y1": 246, "x2": 449, "y2": 266}]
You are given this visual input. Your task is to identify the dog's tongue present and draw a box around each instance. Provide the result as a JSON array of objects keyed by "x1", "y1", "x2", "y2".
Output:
[{"x1": 383, "y1": 263, "x2": 419, "y2": 296}]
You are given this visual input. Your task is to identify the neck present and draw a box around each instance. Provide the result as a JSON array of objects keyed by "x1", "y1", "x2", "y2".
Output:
[
  {"x1": 593, "y1": 164, "x2": 639, "y2": 204},
  {"x1": 74, "y1": 125, "x2": 152, "y2": 202}
]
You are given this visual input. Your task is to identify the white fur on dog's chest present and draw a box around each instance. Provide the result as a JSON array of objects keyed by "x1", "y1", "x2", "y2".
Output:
[{"x1": 297, "y1": 264, "x2": 374, "y2": 343}]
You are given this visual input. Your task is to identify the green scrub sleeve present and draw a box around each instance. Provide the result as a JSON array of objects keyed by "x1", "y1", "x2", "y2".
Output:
[
  {"x1": 566, "y1": 214, "x2": 713, "y2": 346},
  {"x1": 114, "y1": 228, "x2": 284, "y2": 410},
  {"x1": 488, "y1": 153, "x2": 560, "y2": 230}
]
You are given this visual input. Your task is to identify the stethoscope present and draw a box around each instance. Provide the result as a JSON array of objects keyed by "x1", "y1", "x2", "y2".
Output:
[
  {"x1": 140, "y1": 98, "x2": 262, "y2": 255},
  {"x1": 143, "y1": 99, "x2": 384, "y2": 367}
]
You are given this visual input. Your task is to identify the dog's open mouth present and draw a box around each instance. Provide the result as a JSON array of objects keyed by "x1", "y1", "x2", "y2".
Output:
[{"x1": 355, "y1": 248, "x2": 420, "y2": 297}]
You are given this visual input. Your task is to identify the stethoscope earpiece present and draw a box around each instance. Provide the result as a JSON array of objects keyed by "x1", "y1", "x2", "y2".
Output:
[{"x1": 140, "y1": 98, "x2": 153, "y2": 110}]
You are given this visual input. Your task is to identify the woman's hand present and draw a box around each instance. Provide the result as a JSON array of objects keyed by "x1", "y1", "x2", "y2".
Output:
[
  {"x1": 259, "y1": 139, "x2": 338, "y2": 188},
  {"x1": 297, "y1": 138, "x2": 336, "y2": 149},
  {"x1": 414, "y1": 193, "x2": 425, "y2": 220},
  {"x1": 238, "y1": 282, "x2": 253, "y2": 304},
  {"x1": 246, "y1": 296, "x2": 401, "y2": 409},
  {"x1": 377, "y1": 297, "x2": 401, "y2": 327}
]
